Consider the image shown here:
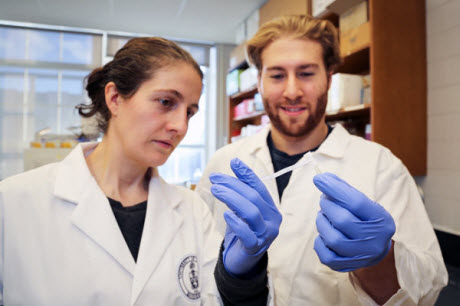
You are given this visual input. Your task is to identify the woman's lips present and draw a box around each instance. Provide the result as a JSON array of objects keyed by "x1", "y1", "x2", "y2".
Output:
[{"x1": 153, "y1": 140, "x2": 173, "y2": 149}]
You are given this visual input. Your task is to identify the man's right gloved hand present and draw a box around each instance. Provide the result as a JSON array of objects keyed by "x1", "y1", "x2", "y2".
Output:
[
  {"x1": 210, "y1": 158, "x2": 282, "y2": 277},
  {"x1": 313, "y1": 172, "x2": 396, "y2": 272}
]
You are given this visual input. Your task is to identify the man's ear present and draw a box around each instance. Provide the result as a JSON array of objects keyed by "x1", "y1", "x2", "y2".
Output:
[
  {"x1": 326, "y1": 71, "x2": 333, "y2": 91},
  {"x1": 257, "y1": 71, "x2": 263, "y2": 94},
  {"x1": 105, "y1": 82, "x2": 121, "y2": 116}
]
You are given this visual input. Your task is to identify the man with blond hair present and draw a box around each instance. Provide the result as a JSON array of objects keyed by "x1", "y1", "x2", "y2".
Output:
[{"x1": 198, "y1": 15, "x2": 447, "y2": 305}]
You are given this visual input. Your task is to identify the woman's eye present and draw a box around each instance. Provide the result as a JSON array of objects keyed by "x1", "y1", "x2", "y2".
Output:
[
  {"x1": 187, "y1": 109, "x2": 196, "y2": 119},
  {"x1": 158, "y1": 98, "x2": 172, "y2": 107},
  {"x1": 270, "y1": 74, "x2": 284, "y2": 80}
]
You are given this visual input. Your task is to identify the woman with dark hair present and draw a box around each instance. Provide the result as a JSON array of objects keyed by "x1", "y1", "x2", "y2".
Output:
[{"x1": 0, "y1": 37, "x2": 280, "y2": 305}]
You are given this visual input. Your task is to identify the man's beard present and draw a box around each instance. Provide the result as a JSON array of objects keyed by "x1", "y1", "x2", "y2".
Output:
[{"x1": 263, "y1": 90, "x2": 328, "y2": 138}]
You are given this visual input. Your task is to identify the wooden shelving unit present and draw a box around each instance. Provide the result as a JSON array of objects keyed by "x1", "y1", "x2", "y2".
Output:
[
  {"x1": 228, "y1": 86, "x2": 262, "y2": 141},
  {"x1": 322, "y1": 0, "x2": 426, "y2": 175},
  {"x1": 234, "y1": 111, "x2": 266, "y2": 122},
  {"x1": 326, "y1": 104, "x2": 370, "y2": 121},
  {"x1": 326, "y1": 104, "x2": 371, "y2": 139},
  {"x1": 370, "y1": 0, "x2": 427, "y2": 175},
  {"x1": 229, "y1": 85, "x2": 258, "y2": 101},
  {"x1": 226, "y1": 0, "x2": 426, "y2": 175}
]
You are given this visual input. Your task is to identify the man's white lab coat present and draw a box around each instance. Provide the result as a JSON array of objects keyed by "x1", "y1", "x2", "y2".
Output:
[
  {"x1": 0, "y1": 143, "x2": 222, "y2": 305},
  {"x1": 196, "y1": 124, "x2": 448, "y2": 305}
]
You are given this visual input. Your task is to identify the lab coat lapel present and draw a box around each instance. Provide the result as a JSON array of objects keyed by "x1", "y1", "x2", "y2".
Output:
[
  {"x1": 316, "y1": 124, "x2": 350, "y2": 158},
  {"x1": 71, "y1": 179, "x2": 136, "y2": 275},
  {"x1": 254, "y1": 145, "x2": 280, "y2": 206},
  {"x1": 55, "y1": 143, "x2": 136, "y2": 275},
  {"x1": 250, "y1": 125, "x2": 280, "y2": 206},
  {"x1": 131, "y1": 172, "x2": 184, "y2": 305}
]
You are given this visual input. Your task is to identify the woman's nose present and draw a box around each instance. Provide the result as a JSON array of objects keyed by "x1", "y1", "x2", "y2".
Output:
[{"x1": 167, "y1": 109, "x2": 188, "y2": 136}]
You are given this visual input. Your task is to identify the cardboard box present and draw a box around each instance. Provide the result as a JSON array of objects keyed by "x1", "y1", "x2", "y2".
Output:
[
  {"x1": 260, "y1": 0, "x2": 308, "y2": 26},
  {"x1": 340, "y1": 21, "x2": 370, "y2": 57},
  {"x1": 327, "y1": 0, "x2": 364, "y2": 15},
  {"x1": 340, "y1": 1, "x2": 368, "y2": 33},
  {"x1": 327, "y1": 73, "x2": 363, "y2": 112},
  {"x1": 312, "y1": 0, "x2": 335, "y2": 17}
]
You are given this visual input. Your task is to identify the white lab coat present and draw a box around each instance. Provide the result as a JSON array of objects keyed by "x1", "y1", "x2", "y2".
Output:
[
  {"x1": 196, "y1": 124, "x2": 448, "y2": 306},
  {"x1": 0, "y1": 143, "x2": 223, "y2": 306}
]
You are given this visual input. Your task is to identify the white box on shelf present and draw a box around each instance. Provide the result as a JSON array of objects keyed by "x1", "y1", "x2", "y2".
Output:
[
  {"x1": 246, "y1": 9, "x2": 260, "y2": 40},
  {"x1": 254, "y1": 93, "x2": 264, "y2": 111},
  {"x1": 239, "y1": 67, "x2": 258, "y2": 92},
  {"x1": 327, "y1": 73, "x2": 363, "y2": 112},
  {"x1": 235, "y1": 22, "x2": 246, "y2": 44},
  {"x1": 226, "y1": 69, "x2": 243, "y2": 96},
  {"x1": 361, "y1": 74, "x2": 371, "y2": 104}
]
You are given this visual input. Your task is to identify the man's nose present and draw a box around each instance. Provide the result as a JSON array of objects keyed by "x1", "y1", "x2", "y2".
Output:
[{"x1": 283, "y1": 75, "x2": 303, "y2": 101}]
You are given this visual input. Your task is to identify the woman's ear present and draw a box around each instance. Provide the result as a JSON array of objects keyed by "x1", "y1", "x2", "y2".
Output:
[{"x1": 105, "y1": 82, "x2": 121, "y2": 116}]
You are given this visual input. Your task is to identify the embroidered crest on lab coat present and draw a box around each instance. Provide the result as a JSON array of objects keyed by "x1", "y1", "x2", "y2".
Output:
[{"x1": 178, "y1": 255, "x2": 200, "y2": 300}]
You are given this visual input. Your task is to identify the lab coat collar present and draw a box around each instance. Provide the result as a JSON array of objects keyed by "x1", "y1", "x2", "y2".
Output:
[
  {"x1": 243, "y1": 126, "x2": 280, "y2": 205},
  {"x1": 316, "y1": 123, "x2": 350, "y2": 159},
  {"x1": 54, "y1": 142, "x2": 136, "y2": 275},
  {"x1": 131, "y1": 175, "x2": 184, "y2": 305},
  {"x1": 246, "y1": 125, "x2": 274, "y2": 172},
  {"x1": 54, "y1": 143, "x2": 184, "y2": 301},
  {"x1": 246, "y1": 124, "x2": 272, "y2": 156},
  {"x1": 54, "y1": 142, "x2": 96, "y2": 203},
  {"x1": 248, "y1": 123, "x2": 350, "y2": 159},
  {"x1": 241, "y1": 123, "x2": 350, "y2": 207}
]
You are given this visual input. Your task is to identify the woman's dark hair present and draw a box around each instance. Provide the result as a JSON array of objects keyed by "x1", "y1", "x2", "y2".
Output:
[{"x1": 76, "y1": 37, "x2": 203, "y2": 133}]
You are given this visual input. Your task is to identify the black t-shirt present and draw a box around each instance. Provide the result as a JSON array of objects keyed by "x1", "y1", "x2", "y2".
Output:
[
  {"x1": 267, "y1": 125, "x2": 333, "y2": 201},
  {"x1": 214, "y1": 243, "x2": 268, "y2": 306},
  {"x1": 108, "y1": 197, "x2": 147, "y2": 262}
]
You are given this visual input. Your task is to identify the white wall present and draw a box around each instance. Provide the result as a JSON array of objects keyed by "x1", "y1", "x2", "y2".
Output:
[
  {"x1": 211, "y1": 44, "x2": 235, "y2": 150},
  {"x1": 418, "y1": 0, "x2": 460, "y2": 235}
]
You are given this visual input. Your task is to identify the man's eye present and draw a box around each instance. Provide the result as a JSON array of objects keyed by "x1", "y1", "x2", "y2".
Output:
[
  {"x1": 270, "y1": 74, "x2": 284, "y2": 79},
  {"x1": 299, "y1": 72, "x2": 314, "y2": 77},
  {"x1": 158, "y1": 98, "x2": 171, "y2": 106}
]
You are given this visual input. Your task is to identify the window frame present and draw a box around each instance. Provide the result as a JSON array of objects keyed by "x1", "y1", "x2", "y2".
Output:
[{"x1": 0, "y1": 20, "x2": 216, "y2": 184}]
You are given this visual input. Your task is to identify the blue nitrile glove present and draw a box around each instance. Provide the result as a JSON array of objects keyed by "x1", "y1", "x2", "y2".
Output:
[
  {"x1": 209, "y1": 158, "x2": 282, "y2": 276},
  {"x1": 312, "y1": 172, "x2": 395, "y2": 272}
]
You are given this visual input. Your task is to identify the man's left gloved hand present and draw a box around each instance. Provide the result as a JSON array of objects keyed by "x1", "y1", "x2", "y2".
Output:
[
  {"x1": 313, "y1": 172, "x2": 396, "y2": 272},
  {"x1": 210, "y1": 158, "x2": 282, "y2": 277}
]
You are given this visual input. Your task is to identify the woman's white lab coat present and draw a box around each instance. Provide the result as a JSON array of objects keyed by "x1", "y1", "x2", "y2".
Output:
[
  {"x1": 197, "y1": 124, "x2": 448, "y2": 306},
  {"x1": 0, "y1": 143, "x2": 222, "y2": 305}
]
